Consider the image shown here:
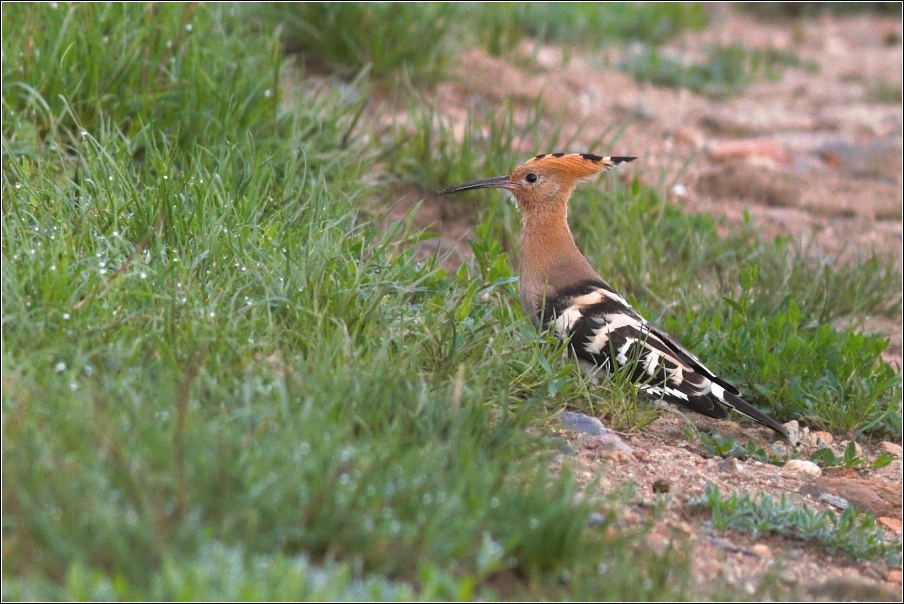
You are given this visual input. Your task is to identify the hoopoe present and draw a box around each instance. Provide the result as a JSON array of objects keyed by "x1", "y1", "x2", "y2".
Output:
[{"x1": 439, "y1": 152, "x2": 790, "y2": 438}]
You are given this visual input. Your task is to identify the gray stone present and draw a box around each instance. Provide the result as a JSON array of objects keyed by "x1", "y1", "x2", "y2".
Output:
[
  {"x1": 818, "y1": 493, "x2": 850, "y2": 510},
  {"x1": 560, "y1": 411, "x2": 606, "y2": 435}
]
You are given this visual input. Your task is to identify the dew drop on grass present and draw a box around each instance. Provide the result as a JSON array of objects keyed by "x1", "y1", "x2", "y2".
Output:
[
  {"x1": 265, "y1": 89, "x2": 272, "y2": 98},
  {"x1": 69, "y1": 383, "x2": 78, "y2": 391},
  {"x1": 490, "y1": 497, "x2": 500, "y2": 508},
  {"x1": 50, "y1": 265, "x2": 56, "y2": 271},
  {"x1": 62, "y1": 313, "x2": 70, "y2": 320},
  {"x1": 208, "y1": 311, "x2": 216, "y2": 318},
  {"x1": 83, "y1": 364, "x2": 95, "y2": 376},
  {"x1": 55, "y1": 361, "x2": 66, "y2": 372},
  {"x1": 140, "y1": 272, "x2": 147, "y2": 279},
  {"x1": 185, "y1": 23, "x2": 193, "y2": 31},
  {"x1": 14, "y1": 182, "x2": 21, "y2": 189}
]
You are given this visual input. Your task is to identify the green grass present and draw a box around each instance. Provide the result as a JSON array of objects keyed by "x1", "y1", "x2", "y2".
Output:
[
  {"x1": 620, "y1": 43, "x2": 818, "y2": 98},
  {"x1": 691, "y1": 485, "x2": 901, "y2": 567},
  {"x1": 246, "y1": 3, "x2": 708, "y2": 79},
  {"x1": 2, "y1": 3, "x2": 708, "y2": 600},
  {"x1": 250, "y1": 3, "x2": 456, "y2": 83},
  {"x1": 2, "y1": 3, "x2": 282, "y2": 152},
  {"x1": 3, "y1": 2, "x2": 901, "y2": 599},
  {"x1": 462, "y1": 2, "x2": 709, "y2": 57}
]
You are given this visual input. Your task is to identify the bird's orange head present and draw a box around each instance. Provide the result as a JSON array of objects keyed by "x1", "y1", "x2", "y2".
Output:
[{"x1": 438, "y1": 153, "x2": 636, "y2": 214}]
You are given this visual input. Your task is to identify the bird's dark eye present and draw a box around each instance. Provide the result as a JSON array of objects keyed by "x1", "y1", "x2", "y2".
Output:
[{"x1": 525, "y1": 173, "x2": 539, "y2": 184}]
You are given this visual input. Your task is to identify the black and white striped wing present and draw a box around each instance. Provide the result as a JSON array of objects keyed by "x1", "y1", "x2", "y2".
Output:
[{"x1": 544, "y1": 280, "x2": 788, "y2": 436}]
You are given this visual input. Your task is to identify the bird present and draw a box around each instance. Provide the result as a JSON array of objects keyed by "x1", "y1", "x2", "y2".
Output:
[{"x1": 438, "y1": 152, "x2": 789, "y2": 439}]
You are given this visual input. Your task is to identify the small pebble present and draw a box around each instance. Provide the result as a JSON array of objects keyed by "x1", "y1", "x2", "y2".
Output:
[
  {"x1": 782, "y1": 459, "x2": 822, "y2": 476},
  {"x1": 811, "y1": 430, "x2": 834, "y2": 446},
  {"x1": 752, "y1": 543, "x2": 772, "y2": 559},
  {"x1": 560, "y1": 411, "x2": 605, "y2": 436},
  {"x1": 652, "y1": 478, "x2": 671, "y2": 494},
  {"x1": 587, "y1": 512, "x2": 606, "y2": 527},
  {"x1": 783, "y1": 420, "x2": 800, "y2": 447},
  {"x1": 881, "y1": 441, "x2": 902, "y2": 456},
  {"x1": 718, "y1": 458, "x2": 738, "y2": 473},
  {"x1": 818, "y1": 493, "x2": 850, "y2": 510},
  {"x1": 631, "y1": 449, "x2": 649, "y2": 462}
]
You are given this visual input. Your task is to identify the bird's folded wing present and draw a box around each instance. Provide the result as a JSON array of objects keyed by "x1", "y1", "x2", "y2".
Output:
[{"x1": 544, "y1": 280, "x2": 788, "y2": 435}]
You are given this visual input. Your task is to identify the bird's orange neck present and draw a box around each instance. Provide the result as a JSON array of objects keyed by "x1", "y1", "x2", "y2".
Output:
[{"x1": 518, "y1": 208, "x2": 600, "y2": 317}]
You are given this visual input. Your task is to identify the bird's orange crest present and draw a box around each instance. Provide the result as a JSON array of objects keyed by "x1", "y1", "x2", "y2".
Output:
[{"x1": 514, "y1": 153, "x2": 635, "y2": 180}]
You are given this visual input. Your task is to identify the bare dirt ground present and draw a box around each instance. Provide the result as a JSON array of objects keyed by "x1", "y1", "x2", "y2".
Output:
[{"x1": 383, "y1": 7, "x2": 903, "y2": 599}]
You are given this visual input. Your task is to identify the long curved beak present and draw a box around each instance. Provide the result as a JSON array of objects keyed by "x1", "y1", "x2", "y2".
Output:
[{"x1": 437, "y1": 175, "x2": 512, "y2": 196}]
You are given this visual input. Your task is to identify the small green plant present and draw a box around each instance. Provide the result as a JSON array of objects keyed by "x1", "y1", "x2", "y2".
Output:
[
  {"x1": 620, "y1": 43, "x2": 817, "y2": 98},
  {"x1": 865, "y1": 79, "x2": 903, "y2": 104},
  {"x1": 684, "y1": 268, "x2": 903, "y2": 437},
  {"x1": 699, "y1": 430, "x2": 791, "y2": 465},
  {"x1": 809, "y1": 443, "x2": 896, "y2": 470},
  {"x1": 691, "y1": 485, "x2": 900, "y2": 565}
]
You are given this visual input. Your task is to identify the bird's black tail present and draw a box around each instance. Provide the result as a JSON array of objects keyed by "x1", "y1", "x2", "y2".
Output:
[{"x1": 718, "y1": 389, "x2": 789, "y2": 437}]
